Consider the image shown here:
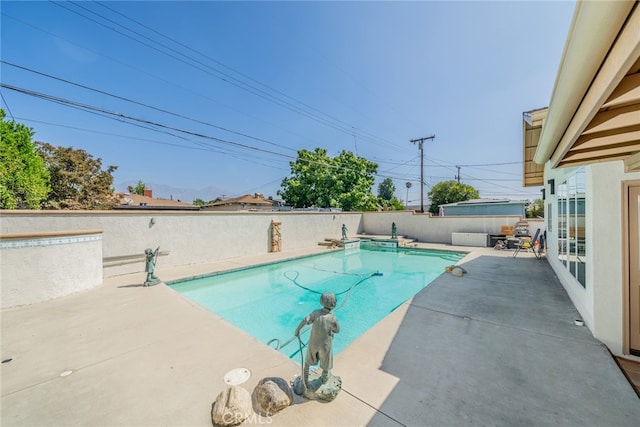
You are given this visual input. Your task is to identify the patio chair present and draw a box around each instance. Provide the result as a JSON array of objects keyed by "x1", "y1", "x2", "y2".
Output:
[{"x1": 513, "y1": 228, "x2": 540, "y2": 258}]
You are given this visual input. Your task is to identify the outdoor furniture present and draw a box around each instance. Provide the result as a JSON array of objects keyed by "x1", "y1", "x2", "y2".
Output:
[{"x1": 513, "y1": 228, "x2": 540, "y2": 258}]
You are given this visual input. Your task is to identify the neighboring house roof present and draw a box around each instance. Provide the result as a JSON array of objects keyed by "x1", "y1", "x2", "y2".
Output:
[
  {"x1": 114, "y1": 193, "x2": 200, "y2": 210},
  {"x1": 439, "y1": 199, "x2": 527, "y2": 207},
  {"x1": 206, "y1": 194, "x2": 273, "y2": 207}
]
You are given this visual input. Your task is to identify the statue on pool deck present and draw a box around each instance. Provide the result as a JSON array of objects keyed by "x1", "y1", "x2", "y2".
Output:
[
  {"x1": 293, "y1": 292, "x2": 342, "y2": 401},
  {"x1": 144, "y1": 247, "x2": 161, "y2": 286},
  {"x1": 391, "y1": 222, "x2": 397, "y2": 239},
  {"x1": 341, "y1": 224, "x2": 348, "y2": 240}
]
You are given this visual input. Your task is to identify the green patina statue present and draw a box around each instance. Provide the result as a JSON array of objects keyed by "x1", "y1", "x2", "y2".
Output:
[
  {"x1": 391, "y1": 222, "x2": 397, "y2": 239},
  {"x1": 144, "y1": 247, "x2": 161, "y2": 286},
  {"x1": 341, "y1": 224, "x2": 348, "y2": 240},
  {"x1": 294, "y1": 292, "x2": 342, "y2": 400}
]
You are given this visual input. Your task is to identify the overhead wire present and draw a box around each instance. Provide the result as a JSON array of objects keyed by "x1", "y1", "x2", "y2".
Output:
[
  {"x1": 92, "y1": 0, "x2": 403, "y2": 151},
  {"x1": 0, "y1": 91, "x2": 15, "y2": 120},
  {"x1": 0, "y1": 11, "x2": 326, "y2": 149},
  {"x1": 1, "y1": 61, "x2": 297, "y2": 153},
  {"x1": 2, "y1": 83, "x2": 294, "y2": 160},
  {"x1": 3, "y1": 83, "x2": 418, "y2": 184},
  {"x1": 4, "y1": 9, "x2": 539, "y2": 199},
  {"x1": 50, "y1": 0, "x2": 401, "y2": 150}
]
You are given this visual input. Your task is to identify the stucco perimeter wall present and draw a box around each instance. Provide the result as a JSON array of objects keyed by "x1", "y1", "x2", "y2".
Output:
[
  {"x1": 0, "y1": 230, "x2": 103, "y2": 308},
  {"x1": 362, "y1": 211, "x2": 526, "y2": 243},
  {"x1": 0, "y1": 211, "x2": 363, "y2": 278}
]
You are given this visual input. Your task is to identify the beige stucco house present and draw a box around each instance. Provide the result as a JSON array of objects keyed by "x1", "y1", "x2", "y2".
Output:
[
  {"x1": 202, "y1": 193, "x2": 275, "y2": 212},
  {"x1": 523, "y1": 0, "x2": 640, "y2": 357}
]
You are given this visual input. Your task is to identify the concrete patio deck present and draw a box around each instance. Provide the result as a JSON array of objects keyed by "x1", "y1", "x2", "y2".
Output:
[{"x1": 1, "y1": 245, "x2": 639, "y2": 426}]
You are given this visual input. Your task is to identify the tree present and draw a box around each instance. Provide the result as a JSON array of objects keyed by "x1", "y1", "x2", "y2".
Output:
[
  {"x1": 37, "y1": 142, "x2": 119, "y2": 210},
  {"x1": 427, "y1": 180, "x2": 479, "y2": 214},
  {"x1": 527, "y1": 198, "x2": 544, "y2": 218},
  {"x1": 0, "y1": 110, "x2": 50, "y2": 209},
  {"x1": 378, "y1": 195, "x2": 405, "y2": 211},
  {"x1": 127, "y1": 180, "x2": 147, "y2": 195},
  {"x1": 378, "y1": 178, "x2": 396, "y2": 201},
  {"x1": 278, "y1": 148, "x2": 379, "y2": 211}
]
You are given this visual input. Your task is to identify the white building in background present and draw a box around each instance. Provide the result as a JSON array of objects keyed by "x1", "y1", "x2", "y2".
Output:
[{"x1": 522, "y1": 0, "x2": 640, "y2": 356}]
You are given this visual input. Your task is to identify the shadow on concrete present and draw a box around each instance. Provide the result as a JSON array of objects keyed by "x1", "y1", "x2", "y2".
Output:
[{"x1": 367, "y1": 255, "x2": 640, "y2": 426}]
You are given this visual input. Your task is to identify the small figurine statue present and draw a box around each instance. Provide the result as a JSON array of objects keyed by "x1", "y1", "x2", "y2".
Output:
[
  {"x1": 341, "y1": 224, "x2": 348, "y2": 240},
  {"x1": 293, "y1": 292, "x2": 341, "y2": 400},
  {"x1": 391, "y1": 222, "x2": 397, "y2": 239},
  {"x1": 144, "y1": 247, "x2": 161, "y2": 286}
]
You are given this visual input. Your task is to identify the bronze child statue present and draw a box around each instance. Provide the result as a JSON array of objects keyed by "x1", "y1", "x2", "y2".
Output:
[
  {"x1": 294, "y1": 292, "x2": 340, "y2": 395},
  {"x1": 144, "y1": 247, "x2": 160, "y2": 286}
]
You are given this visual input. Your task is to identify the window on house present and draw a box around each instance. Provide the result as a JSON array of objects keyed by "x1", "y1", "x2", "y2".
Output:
[{"x1": 556, "y1": 168, "x2": 586, "y2": 287}]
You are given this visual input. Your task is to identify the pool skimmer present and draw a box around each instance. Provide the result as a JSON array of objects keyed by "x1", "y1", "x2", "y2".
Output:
[{"x1": 224, "y1": 368, "x2": 250, "y2": 385}]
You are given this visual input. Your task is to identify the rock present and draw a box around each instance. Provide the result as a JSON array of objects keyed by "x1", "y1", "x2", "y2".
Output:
[
  {"x1": 451, "y1": 266, "x2": 466, "y2": 277},
  {"x1": 253, "y1": 377, "x2": 293, "y2": 415},
  {"x1": 445, "y1": 265, "x2": 467, "y2": 277},
  {"x1": 211, "y1": 385, "x2": 253, "y2": 426},
  {"x1": 292, "y1": 370, "x2": 342, "y2": 402}
]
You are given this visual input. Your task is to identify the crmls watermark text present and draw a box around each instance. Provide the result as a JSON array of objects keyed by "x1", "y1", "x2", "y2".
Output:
[{"x1": 221, "y1": 412, "x2": 273, "y2": 425}]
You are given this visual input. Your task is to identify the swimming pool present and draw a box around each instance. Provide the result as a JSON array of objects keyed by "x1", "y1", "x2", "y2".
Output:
[{"x1": 170, "y1": 246, "x2": 465, "y2": 358}]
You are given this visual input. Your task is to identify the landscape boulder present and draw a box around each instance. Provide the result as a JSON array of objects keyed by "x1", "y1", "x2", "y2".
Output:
[
  {"x1": 253, "y1": 377, "x2": 293, "y2": 415},
  {"x1": 211, "y1": 385, "x2": 253, "y2": 426}
]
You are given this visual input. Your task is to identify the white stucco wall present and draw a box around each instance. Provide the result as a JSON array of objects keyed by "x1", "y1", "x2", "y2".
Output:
[
  {"x1": 0, "y1": 211, "x2": 364, "y2": 277},
  {"x1": 544, "y1": 161, "x2": 640, "y2": 355},
  {"x1": 0, "y1": 210, "x2": 538, "y2": 309},
  {"x1": 0, "y1": 231, "x2": 103, "y2": 308},
  {"x1": 362, "y1": 211, "x2": 526, "y2": 243}
]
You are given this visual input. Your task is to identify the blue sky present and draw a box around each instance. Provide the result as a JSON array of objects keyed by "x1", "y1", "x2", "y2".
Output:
[{"x1": 1, "y1": 1, "x2": 576, "y2": 203}]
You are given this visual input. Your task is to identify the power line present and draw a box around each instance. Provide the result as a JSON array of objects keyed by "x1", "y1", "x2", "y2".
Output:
[
  {"x1": 4, "y1": 83, "x2": 417, "y2": 185},
  {"x1": 1, "y1": 61, "x2": 297, "y2": 153},
  {"x1": 0, "y1": 91, "x2": 15, "y2": 120},
  {"x1": 49, "y1": 0, "x2": 401, "y2": 151},
  {"x1": 0, "y1": 11, "x2": 324, "y2": 149},
  {"x1": 2, "y1": 83, "x2": 293, "y2": 160},
  {"x1": 93, "y1": 0, "x2": 402, "y2": 151}
]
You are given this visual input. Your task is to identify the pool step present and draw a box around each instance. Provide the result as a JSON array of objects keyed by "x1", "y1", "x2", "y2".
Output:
[
  {"x1": 318, "y1": 238, "x2": 344, "y2": 248},
  {"x1": 317, "y1": 237, "x2": 418, "y2": 249}
]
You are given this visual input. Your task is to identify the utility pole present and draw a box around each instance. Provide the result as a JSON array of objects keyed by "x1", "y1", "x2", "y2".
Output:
[
  {"x1": 455, "y1": 165, "x2": 461, "y2": 183},
  {"x1": 410, "y1": 135, "x2": 435, "y2": 213}
]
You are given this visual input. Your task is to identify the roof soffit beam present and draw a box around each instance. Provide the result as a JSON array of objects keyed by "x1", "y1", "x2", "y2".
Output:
[
  {"x1": 626, "y1": 151, "x2": 640, "y2": 171},
  {"x1": 533, "y1": 0, "x2": 636, "y2": 165},
  {"x1": 602, "y1": 72, "x2": 640, "y2": 109},
  {"x1": 570, "y1": 125, "x2": 640, "y2": 151},
  {"x1": 548, "y1": 3, "x2": 640, "y2": 167}
]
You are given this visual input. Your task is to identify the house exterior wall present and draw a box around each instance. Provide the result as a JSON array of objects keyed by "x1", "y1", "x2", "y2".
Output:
[
  {"x1": 361, "y1": 211, "x2": 529, "y2": 243},
  {"x1": 544, "y1": 160, "x2": 640, "y2": 355},
  {"x1": 442, "y1": 203, "x2": 526, "y2": 217}
]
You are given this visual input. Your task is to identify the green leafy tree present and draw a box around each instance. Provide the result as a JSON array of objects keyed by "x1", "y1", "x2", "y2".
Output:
[
  {"x1": 278, "y1": 148, "x2": 378, "y2": 211},
  {"x1": 378, "y1": 195, "x2": 405, "y2": 211},
  {"x1": 378, "y1": 178, "x2": 396, "y2": 201},
  {"x1": 0, "y1": 110, "x2": 50, "y2": 209},
  {"x1": 527, "y1": 198, "x2": 544, "y2": 218},
  {"x1": 37, "y1": 142, "x2": 119, "y2": 210},
  {"x1": 127, "y1": 180, "x2": 147, "y2": 195},
  {"x1": 427, "y1": 180, "x2": 479, "y2": 214}
]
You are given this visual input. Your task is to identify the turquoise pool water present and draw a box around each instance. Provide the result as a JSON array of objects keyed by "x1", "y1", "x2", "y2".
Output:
[{"x1": 170, "y1": 246, "x2": 465, "y2": 358}]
